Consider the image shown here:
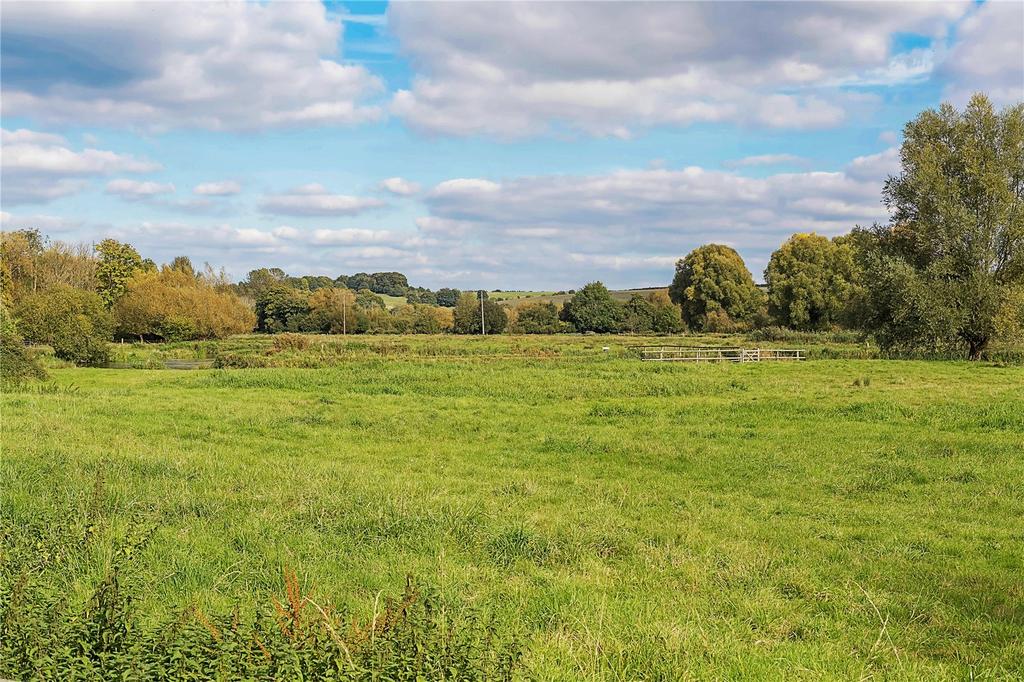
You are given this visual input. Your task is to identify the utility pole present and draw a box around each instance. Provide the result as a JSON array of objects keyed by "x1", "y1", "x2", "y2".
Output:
[
  {"x1": 342, "y1": 293, "x2": 347, "y2": 335},
  {"x1": 479, "y1": 289, "x2": 486, "y2": 335}
]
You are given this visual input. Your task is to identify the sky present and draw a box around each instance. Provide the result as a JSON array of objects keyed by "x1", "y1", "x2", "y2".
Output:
[{"x1": 1, "y1": 0, "x2": 1022, "y2": 289}]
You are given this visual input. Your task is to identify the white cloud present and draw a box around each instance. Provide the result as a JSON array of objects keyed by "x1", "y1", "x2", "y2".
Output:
[
  {"x1": 259, "y1": 185, "x2": 387, "y2": 216},
  {"x1": 105, "y1": 179, "x2": 176, "y2": 200},
  {"x1": 388, "y1": 2, "x2": 969, "y2": 137},
  {"x1": 1, "y1": 127, "x2": 160, "y2": 205},
  {"x1": 1, "y1": 1, "x2": 384, "y2": 130},
  {"x1": 380, "y1": 177, "x2": 422, "y2": 196},
  {"x1": 723, "y1": 154, "x2": 808, "y2": 169},
  {"x1": 0, "y1": 211, "x2": 82, "y2": 232},
  {"x1": 845, "y1": 147, "x2": 900, "y2": 183},
  {"x1": 193, "y1": 181, "x2": 242, "y2": 196},
  {"x1": 941, "y1": 1, "x2": 1024, "y2": 106},
  {"x1": 412, "y1": 151, "x2": 900, "y2": 286}
]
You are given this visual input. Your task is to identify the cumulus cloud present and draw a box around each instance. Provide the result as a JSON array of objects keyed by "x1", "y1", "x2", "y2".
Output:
[
  {"x1": 388, "y1": 1, "x2": 969, "y2": 137},
  {"x1": 0, "y1": 0, "x2": 384, "y2": 130},
  {"x1": 259, "y1": 184, "x2": 386, "y2": 216},
  {"x1": 105, "y1": 179, "x2": 176, "y2": 200},
  {"x1": 1, "y1": 127, "x2": 160, "y2": 205},
  {"x1": 380, "y1": 177, "x2": 422, "y2": 196},
  {"x1": 940, "y1": 1, "x2": 1024, "y2": 106},
  {"x1": 194, "y1": 181, "x2": 242, "y2": 196},
  {"x1": 413, "y1": 151, "x2": 900, "y2": 286}
]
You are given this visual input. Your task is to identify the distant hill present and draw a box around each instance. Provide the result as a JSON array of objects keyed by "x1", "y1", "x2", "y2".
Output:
[{"x1": 491, "y1": 287, "x2": 669, "y2": 307}]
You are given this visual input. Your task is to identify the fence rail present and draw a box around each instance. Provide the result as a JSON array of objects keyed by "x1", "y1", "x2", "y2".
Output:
[{"x1": 636, "y1": 346, "x2": 805, "y2": 363}]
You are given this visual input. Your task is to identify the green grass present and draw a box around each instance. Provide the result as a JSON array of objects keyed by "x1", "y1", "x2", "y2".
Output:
[
  {"x1": 493, "y1": 288, "x2": 669, "y2": 307},
  {"x1": 378, "y1": 293, "x2": 409, "y2": 309},
  {"x1": 3, "y1": 336, "x2": 1023, "y2": 678}
]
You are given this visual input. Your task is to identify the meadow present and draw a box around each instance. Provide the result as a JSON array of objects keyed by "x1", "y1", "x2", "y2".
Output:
[{"x1": 2, "y1": 335, "x2": 1023, "y2": 678}]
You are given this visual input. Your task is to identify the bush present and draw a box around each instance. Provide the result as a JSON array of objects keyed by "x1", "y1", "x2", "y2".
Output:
[
  {"x1": 513, "y1": 302, "x2": 562, "y2": 334},
  {"x1": 0, "y1": 523, "x2": 522, "y2": 681},
  {"x1": 0, "y1": 304, "x2": 46, "y2": 384},
  {"x1": 272, "y1": 332, "x2": 312, "y2": 352},
  {"x1": 115, "y1": 269, "x2": 255, "y2": 341},
  {"x1": 15, "y1": 285, "x2": 112, "y2": 366}
]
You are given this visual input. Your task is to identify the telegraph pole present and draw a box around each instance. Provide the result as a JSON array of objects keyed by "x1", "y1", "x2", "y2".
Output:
[
  {"x1": 479, "y1": 289, "x2": 486, "y2": 335},
  {"x1": 342, "y1": 293, "x2": 347, "y2": 335}
]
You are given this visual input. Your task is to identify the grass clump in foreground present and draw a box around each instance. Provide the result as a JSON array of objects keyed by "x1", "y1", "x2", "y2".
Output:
[{"x1": 2, "y1": 335, "x2": 1023, "y2": 678}]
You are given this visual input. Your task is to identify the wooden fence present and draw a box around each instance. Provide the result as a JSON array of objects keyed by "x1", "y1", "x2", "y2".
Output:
[{"x1": 636, "y1": 346, "x2": 806, "y2": 363}]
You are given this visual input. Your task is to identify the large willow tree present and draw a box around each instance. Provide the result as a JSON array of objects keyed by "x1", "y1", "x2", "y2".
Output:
[{"x1": 862, "y1": 94, "x2": 1023, "y2": 359}]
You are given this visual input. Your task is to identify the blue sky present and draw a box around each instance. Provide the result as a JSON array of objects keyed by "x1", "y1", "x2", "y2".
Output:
[{"x1": 2, "y1": 1, "x2": 1022, "y2": 289}]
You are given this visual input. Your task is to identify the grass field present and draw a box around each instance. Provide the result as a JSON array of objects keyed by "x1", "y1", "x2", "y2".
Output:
[
  {"x1": 3, "y1": 336, "x2": 1023, "y2": 678},
  {"x1": 492, "y1": 288, "x2": 670, "y2": 307}
]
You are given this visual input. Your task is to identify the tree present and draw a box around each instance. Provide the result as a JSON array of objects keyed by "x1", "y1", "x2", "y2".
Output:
[
  {"x1": 514, "y1": 301, "x2": 562, "y2": 333},
  {"x1": 15, "y1": 285, "x2": 112, "y2": 366},
  {"x1": 114, "y1": 269, "x2": 255, "y2": 341},
  {"x1": 453, "y1": 292, "x2": 507, "y2": 334},
  {"x1": 95, "y1": 239, "x2": 143, "y2": 307},
  {"x1": 255, "y1": 286, "x2": 310, "y2": 333},
  {"x1": 647, "y1": 290, "x2": 684, "y2": 333},
  {"x1": 369, "y1": 271, "x2": 410, "y2": 296},
  {"x1": 237, "y1": 267, "x2": 287, "y2": 300},
  {"x1": 668, "y1": 244, "x2": 764, "y2": 331},
  {"x1": 356, "y1": 288, "x2": 386, "y2": 310},
  {"x1": 562, "y1": 282, "x2": 623, "y2": 333},
  {"x1": 308, "y1": 287, "x2": 358, "y2": 334},
  {"x1": 1, "y1": 230, "x2": 96, "y2": 305},
  {"x1": 435, "y1": 288, "x2": 461, "y2": 307},
  {"x1": 765, "y1": 233, "x2": 858, "y2": 330},
  {"x1": 622, "y1": 294, "x2": 655, "y2": 333},
  {"x1": 862, "y1": 94, "x2": 1024, "y2": 358},
  {"x1": 168, "y1": 256, "x2": 196, "y2": 277}
]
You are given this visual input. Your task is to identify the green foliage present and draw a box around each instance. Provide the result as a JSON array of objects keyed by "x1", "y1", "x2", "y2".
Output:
[
  {"x1": 435, "y1": 287, "x2": 461, "y2": 307},
  {"x1": 405, "y1": 287, "x2": 437, "y2": 305},
  {"x1": 861, "y1": 94, "x2": 1024, "y2": 359},
  {"x1": 94, "y1": 239, "x2": 144, "y2": 307},
  {"x1": 513, "y1": 301, "x2": 563, "y2": 334},
  {"x1": 237, "y1": 267, "x2": 288, "y2": 300},
  {"x1": 0, "y1": 523, "x2": 521, "y2": 680},
  {"x1": 14, "y1": 285, "x2": 112, "y2": 366},
  {"x1": 621, "y1": 294, "x2": 655, "y2": 333},
  {"x1": 356, "y1": 288, "x2": 387, "y2": 310},
  {"x1": 256, "y1": 286, "x2": 311, "y2": 333},
  {"x1": 453, "y1": 292, "x2": 507, "y2": 334},
  {"x1": 647, "y1": 290, "x2": 684, "y2": 333},
  {"x1": 765, "y1": 233, "x2": 858, "y2": 330},
  {"x1": 669, "y1": 244, "x2": 765, "y2": 331},
  {"x1": 562, "y1": 282, "x2": 624, "y2": 333},
  {"x1": 0, "y1": 304, "x2": 46, "y2": 384}
]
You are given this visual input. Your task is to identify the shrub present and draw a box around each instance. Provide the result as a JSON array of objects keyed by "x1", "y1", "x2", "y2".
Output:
[
  {"x1": 0, "y1": 523, "x2": 522, "y2": 681},
  {"x1": 15, "y1": 285, "x2": 112, "y2": 366},
  {"x1": 514, "y1": 301, "x2": 562, "y2": 334},
  {"x1": 0, "y1": 304, "x2": 46, "y2": 384},
  {"x1": 272, "y1": 332, "x2": 312, "y2": 352},
  {"x1": 115, "y1": 269, "x2": 255, "y2": 341}
]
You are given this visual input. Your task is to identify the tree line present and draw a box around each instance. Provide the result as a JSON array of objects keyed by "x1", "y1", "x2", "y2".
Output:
[{"x1": 1, "y1": 94, "x2": 1021, "y2": 375}]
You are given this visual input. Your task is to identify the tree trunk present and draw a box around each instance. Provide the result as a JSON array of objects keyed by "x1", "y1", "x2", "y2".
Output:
[{"x1": 967, "y1": 336, "x2": 988, "y2": 361}]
